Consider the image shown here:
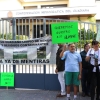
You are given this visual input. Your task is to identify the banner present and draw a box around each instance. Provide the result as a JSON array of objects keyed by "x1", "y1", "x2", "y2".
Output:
[
  {"x1": 51, "y1": 22, "x2": 79, "y2": 44},
  {"x1": 0, "y1": 36, "x2": 58, "y2": 64}
]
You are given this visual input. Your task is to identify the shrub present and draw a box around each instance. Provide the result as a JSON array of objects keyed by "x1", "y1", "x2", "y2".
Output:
[
  {"x1": 77, "y1": 29, "x2": 97, "y2": 48},
  {"x1": 78, "y1": 28, "x2": 97, "y2": 40},
  {"x1": 0, "y1": 33, "x2": 28, "y2": 40}
]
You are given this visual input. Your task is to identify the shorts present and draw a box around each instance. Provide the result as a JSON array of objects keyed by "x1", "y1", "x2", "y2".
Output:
[{"x1": 65, "y1": 71, "x2": 80, "y2": 85}]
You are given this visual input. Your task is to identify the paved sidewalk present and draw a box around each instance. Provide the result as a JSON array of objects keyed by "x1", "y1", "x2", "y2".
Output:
[{"x1": 0, "y1": 89, "x2": 91, "y2": 100}]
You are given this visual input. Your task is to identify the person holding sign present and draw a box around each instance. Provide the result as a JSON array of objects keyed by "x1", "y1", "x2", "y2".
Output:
[
  {"x1": 85, "y1": 40, "x2": 100, "y2": 100},
  {"x1": 60, "y1": 43, "x2": 82, "y2": 100},
  {"x1": 55, "y1": 44, "x2": 67, "y2": 97}
]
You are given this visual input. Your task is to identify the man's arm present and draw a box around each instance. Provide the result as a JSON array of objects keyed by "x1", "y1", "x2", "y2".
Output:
[
  {"x1": 78, "y1": 62, "x2": 82, "y2": 80},
  {"x1": 79, "y1": 62, "x2": 82, "y2": 75},
  {"x1": 60, "y1": 45, "x2": 67, "y2": 58},
  {"x1": 78, "y1": 53, "x2": 82, "y2": 80}
]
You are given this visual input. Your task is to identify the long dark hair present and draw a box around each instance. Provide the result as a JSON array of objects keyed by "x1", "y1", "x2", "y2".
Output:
[
  {"x1": 84, "y1": 43, "x2": 89, "y2": 49},
  {"x1": 91, "y1": 40, "x2": 99, "y2": 46}
]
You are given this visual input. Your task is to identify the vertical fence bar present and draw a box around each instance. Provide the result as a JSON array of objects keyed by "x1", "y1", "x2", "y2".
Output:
[
  {"x1": 79, "y1": 22, "x2": 82, "y2": 52},
  {"x1": 43, "y1": 18, "x2": 46, "y2": 37},
  {"x1": 18, "y1": 19, "x2": 20, "y2": 40},
  {"x1": 83, "y1": 23, "x2": 86, "y2": 44},
  {"x1": 48, "y1": 20, "x2": 50, "y2": 35},
  {"x1": 35, "y1": 19, "x2": 37, "y2": 38},
  {"x1": 12, "y1": 18, "x2": 16, "y2": 40},
  {"x1": 2, "y1": 20, "x2": 4, "y2": 39},
  {"x1": 87, "y1": 24, "x2": 89, "y2": 40},
  {"x1": 22, "y1": 18, "x2": 23, "y2": 40},
  {"x1": 92, "y1": 24, "x2": 95, "y2": 40},
  {"x1": 0, "y1": 20, "x2": 2, "y2": 72},
  {"x1": 25, "y1": 19, "x2": 26, "y2": 38},
  {"x1": 12, "y1": 18, "x2": 16, "y2": 89},
  {"x1": 6, "y1": 20, "x2": 7, "y2": 40},
  {"x1": 28, "y1": 18, "x2": 30, "y2": 39},
  {"x1": 2, "y1": 20, "x2": 4, "y2": 72},
  {"x1": 39, "y1": 19, "x2": 41, "y2": 38},
  {"x1": 0, "y1": 20, "x2": 2, "y2": 35},
  {"x1": 89, "y1": 24, "x2": 90, "y2": 40},
  {"x1": 32, "y1": 18, "x2": 34, "y2": 39},
  {"x1": 92, "y1": 25, "x2": 94, "y2": 40}
]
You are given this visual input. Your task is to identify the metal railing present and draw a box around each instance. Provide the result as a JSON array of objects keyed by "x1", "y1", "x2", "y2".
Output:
[{"x1": 0, "y1": 18, "x2": 99, "y2": 74}]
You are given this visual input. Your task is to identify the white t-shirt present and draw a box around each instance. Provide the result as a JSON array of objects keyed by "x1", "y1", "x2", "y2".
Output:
[{"x1": 86, "y1": 48, "x2": 100, "y2": 72}]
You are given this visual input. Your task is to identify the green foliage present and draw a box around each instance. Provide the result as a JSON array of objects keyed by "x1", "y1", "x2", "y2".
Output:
[
  {"x1": 13, "y1": 54, "x2": 27, "y2": 59},
  {"x1": 16, "y1": 35, "x2": 29, "y2": 40},
  {"x1": 0, "y1": 33, "x2": 28, "y2": 40},
  {"x1": 77, "y1": 29, "x2": 97, "y2": 48},
  {"x1": 78, "y1": 28, "x2": 97, "y2": 40},
  {"x1": 77, "y1": 40, "x2": 92, "y2": 48},
  {"x1": 0, "y1": 33, "x2": 12, "y2": 40}
]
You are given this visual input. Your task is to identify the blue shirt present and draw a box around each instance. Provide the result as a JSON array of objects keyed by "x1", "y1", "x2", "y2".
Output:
[{"x1": 61, "y1": 51, "x2": 82, "y2": 72}]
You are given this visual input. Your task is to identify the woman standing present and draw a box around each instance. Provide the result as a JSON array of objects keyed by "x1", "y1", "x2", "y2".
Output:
[{"x1": 86, "y1": 40, "x2": 100, "y2": 100}]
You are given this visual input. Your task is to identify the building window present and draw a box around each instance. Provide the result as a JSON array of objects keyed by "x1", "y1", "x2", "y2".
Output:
[
  {"x1": 41, "y1": 4, "x2": 67, "y2": 8},
  {"x1": 24, "y1": 6, "x2": 37, "y2": 10}
]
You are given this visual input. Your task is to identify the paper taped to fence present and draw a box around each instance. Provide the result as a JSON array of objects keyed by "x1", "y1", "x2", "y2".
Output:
[
  {"x1": 0, "y1": 36, "x2": 58, "y2": 64},
  {"x1": 0, "y1": 73, "x2": 14, "y2": 87}
]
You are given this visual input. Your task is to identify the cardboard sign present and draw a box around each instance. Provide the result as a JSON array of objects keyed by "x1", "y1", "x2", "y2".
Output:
[
  {"x1": 0, "y1": 73, "x2": 14, "y2": 87},
  {"x1": 51, "y1": 22, "x2": 79, "y2": 44}
]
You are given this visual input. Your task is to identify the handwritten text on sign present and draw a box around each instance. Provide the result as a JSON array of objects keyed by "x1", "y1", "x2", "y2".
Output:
[
  {"x1": 0, "y1": 73, "x2": 14, "y2": 87},
  {"x1": 51, "y1": 22, "x2": 79, "y2": 43}
]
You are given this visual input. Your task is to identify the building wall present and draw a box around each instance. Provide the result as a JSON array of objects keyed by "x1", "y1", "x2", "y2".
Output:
[
  {"x1": 0, "y1": 0, "x2": 23, "y2": 10},
  {"x1": 69, "y1": 0, "x2": 95, "y2": 7},
  {"x1": 22, "y1": 0, "x2": 68, "y2": 7},
  {"x1": 95, "y1": 1, "x2": 100, "y2": 20}
]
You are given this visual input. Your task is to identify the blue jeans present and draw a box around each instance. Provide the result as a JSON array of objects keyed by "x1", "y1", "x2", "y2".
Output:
[{"x1": 81, "y1": 69, "x2": 90, "y2": 94}]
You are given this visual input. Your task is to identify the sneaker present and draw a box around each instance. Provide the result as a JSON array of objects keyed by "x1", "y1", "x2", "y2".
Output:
[
  {"x1": 56, "y1": 94, "x2": 66, "y2": 97},
  {"x1": 66, "y1": 97, "x2": 70, "y2": 100}
]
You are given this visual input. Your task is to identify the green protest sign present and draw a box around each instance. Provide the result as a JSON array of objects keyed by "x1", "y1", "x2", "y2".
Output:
[
  {"x1": 51, "y1": 22, "x2": 79, "y2": 44},
  {"x1": 0, "y1": 73, "x2": 14, "y2": 87}
]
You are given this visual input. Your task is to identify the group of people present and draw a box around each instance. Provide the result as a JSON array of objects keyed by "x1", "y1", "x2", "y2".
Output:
[{"x1": 55, "y1": 40, "x2": 100, "y2": 100}]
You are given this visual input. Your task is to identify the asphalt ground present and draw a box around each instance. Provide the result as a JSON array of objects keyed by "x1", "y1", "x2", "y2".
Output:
[{"x1": 0, "y1": 89, "x2": 91, "y2": 100}]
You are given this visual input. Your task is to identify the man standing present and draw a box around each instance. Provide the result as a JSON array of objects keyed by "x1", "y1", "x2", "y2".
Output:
[
  {"x1": 60, "y1": 43, "x2": 82, "y2": 100},
  {"x1": 55, "y1": 44, "x2": 66, "y2": 97},
  {"x1": 86, "y1": 40, "x2": 100, "y2": 100},
  {"x1": 80, "y1": 43, "x2": 91, "y2": 97}
]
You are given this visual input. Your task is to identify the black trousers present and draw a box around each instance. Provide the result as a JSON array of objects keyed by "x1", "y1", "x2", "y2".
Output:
[
  {"x1": 90, "y1": 72, "x2": 100, "y2": 100},
  {"x1": 81, "y1": 69, "x2": 90, "y2": 94}
]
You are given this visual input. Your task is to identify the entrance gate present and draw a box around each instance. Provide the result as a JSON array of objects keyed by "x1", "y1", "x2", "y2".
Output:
[{"x1": 0, "y1": 18, "x2": 99, "y2": 90}]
